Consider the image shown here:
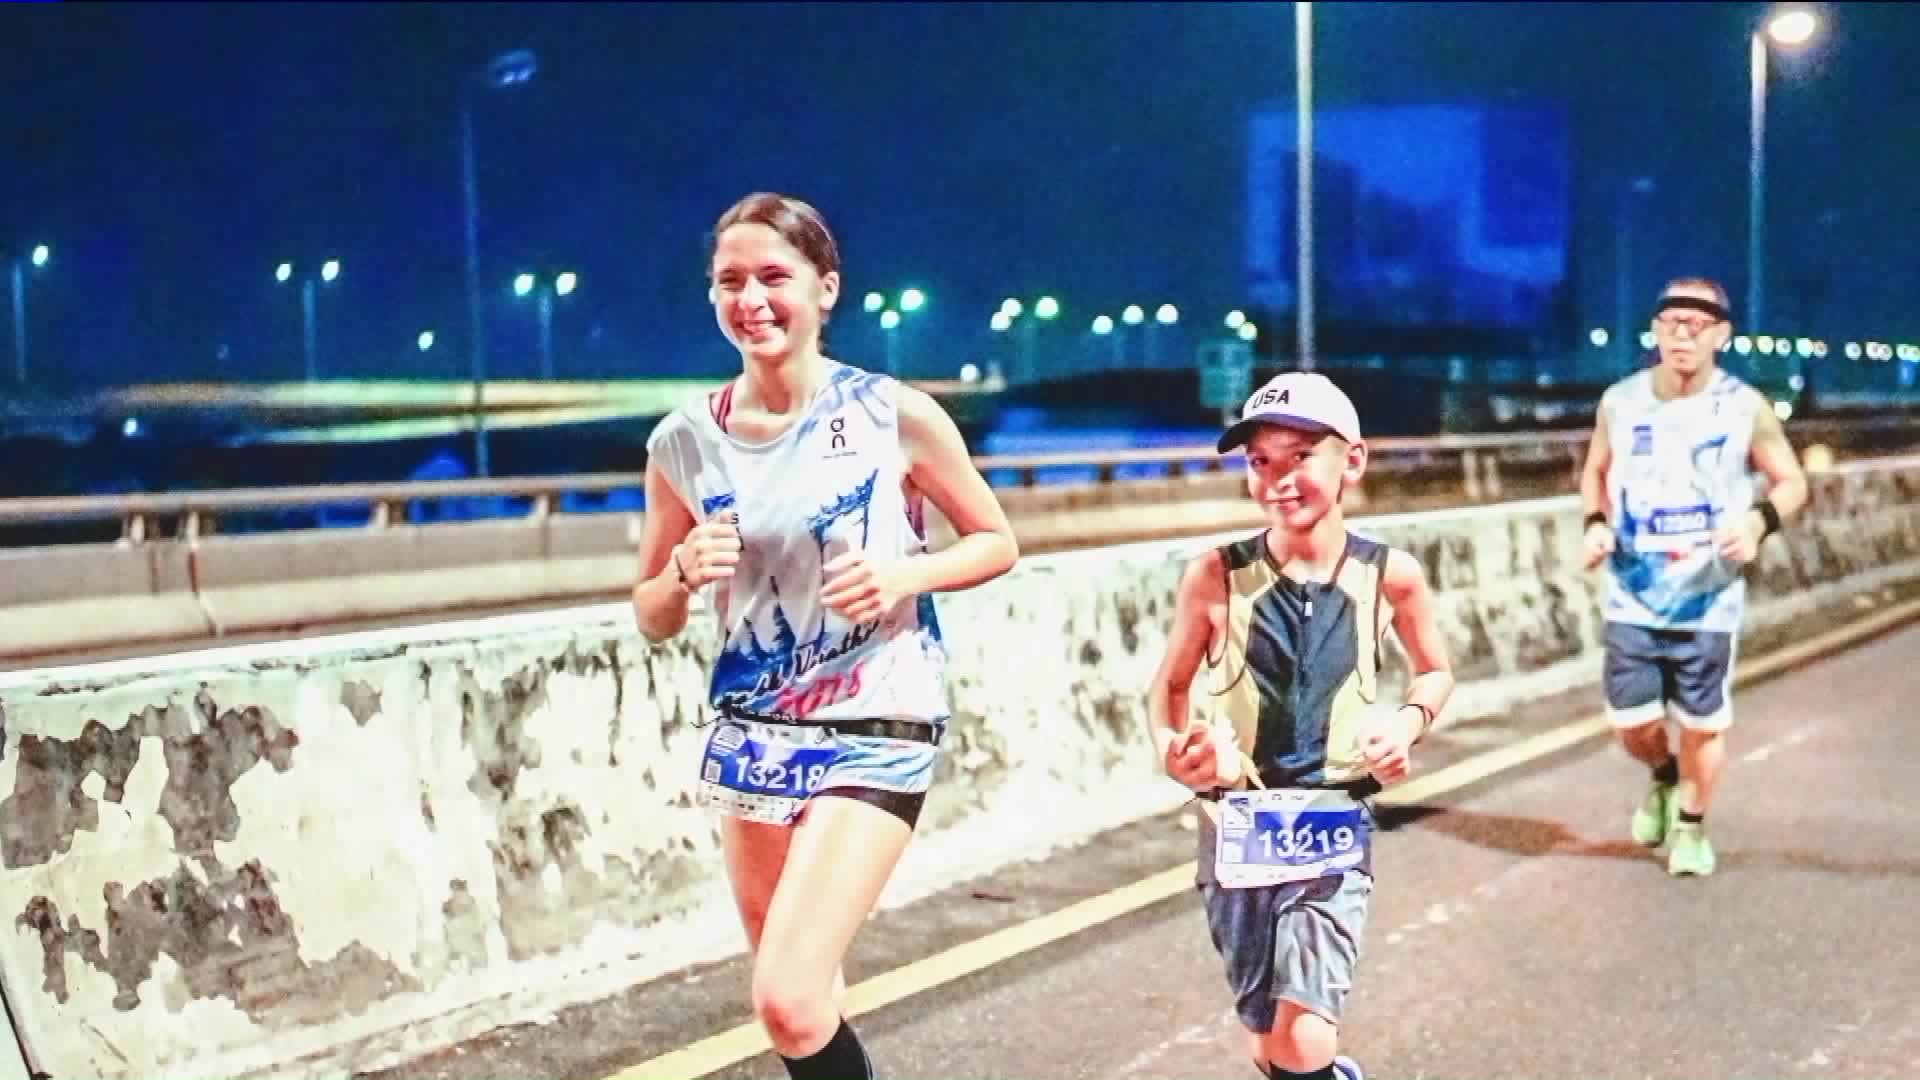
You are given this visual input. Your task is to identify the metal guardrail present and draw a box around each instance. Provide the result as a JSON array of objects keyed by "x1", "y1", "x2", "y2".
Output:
[
  {"x1": 0, "y1": 417, "x2": 1907, "y2": 544},
  {"x1": 0, "y1": 430, "x2": 1593, "y2": 538},
  {"x1": 0, "y1": 417, "x2": 1913, "y2": 664},
  {"x1": 0, "y1": 472, "x2": 635, "y2": 541}
]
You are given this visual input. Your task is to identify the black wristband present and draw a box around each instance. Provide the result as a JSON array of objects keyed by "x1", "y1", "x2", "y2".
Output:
[
  {"x1": 1754, "y1": 498, "x2": 1782, "y2": 538},
  {"x1": 1584, "y1": 511, "x2": 1609, "y2": 530}
]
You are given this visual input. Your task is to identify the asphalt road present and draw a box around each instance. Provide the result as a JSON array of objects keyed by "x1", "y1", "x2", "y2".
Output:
[{"x1": 365, "y1": 618, "x2": 1920, "y2": 1080}]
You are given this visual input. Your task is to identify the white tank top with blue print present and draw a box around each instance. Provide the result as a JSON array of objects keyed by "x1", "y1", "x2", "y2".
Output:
[
  {"x1": 1601, "y1": 367, "x2": 1767, "y2": 633},
  {"x1": 645, "y1": 360, "x2": 951, "y2": 723}
]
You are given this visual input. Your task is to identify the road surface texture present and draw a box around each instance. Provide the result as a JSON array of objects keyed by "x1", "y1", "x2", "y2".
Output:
[{"x1": 368, "y1": 620, "x2": 1920, "y2": 1080}]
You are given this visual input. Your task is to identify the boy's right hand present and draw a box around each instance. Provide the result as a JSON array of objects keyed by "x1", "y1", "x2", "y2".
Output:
[
  {"x1": 1163, "y1": 722, "x2": 1223, "y2": 791},
  {"x1": 673, "y1": 512, "x2": 742, "y2": 589}
]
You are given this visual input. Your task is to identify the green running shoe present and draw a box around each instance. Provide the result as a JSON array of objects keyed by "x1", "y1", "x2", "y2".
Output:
[
  {"x1": 1630, "y1": 782, "x2": 1677, "y2": 847},
  {"x1": 1666, "y1": 821, "x2": 1717, "y2": 877}
]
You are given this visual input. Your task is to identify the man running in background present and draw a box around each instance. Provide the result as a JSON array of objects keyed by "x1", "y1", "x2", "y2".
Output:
[{"x1": 1579, "y1": 276, "x2": 1810, "y2": 876}]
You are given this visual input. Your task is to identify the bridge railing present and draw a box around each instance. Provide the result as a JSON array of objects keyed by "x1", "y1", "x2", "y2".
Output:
[
  {"x1": 0, "y1": 416, "x2": 1914, "y2": 663},
  {"x1": 3, "y1": 416, "x2": 1916, "y2": 546},
  {"x1": 0, "y1": 428, "x2": 1603, "y2": 544}
]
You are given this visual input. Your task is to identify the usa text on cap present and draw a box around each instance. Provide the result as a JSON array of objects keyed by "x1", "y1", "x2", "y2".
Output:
[{"x1": 1216, "y1": 372, "x2": 1363, "y2": 453}]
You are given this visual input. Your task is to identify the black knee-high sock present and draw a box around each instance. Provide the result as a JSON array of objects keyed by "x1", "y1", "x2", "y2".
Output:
[
  {"x1": 779, "y1": 1017, "x2": 873, "y2": 1080},
  {"x1": 1266, "y1": 1064, "x2": 1336, "y2": 1080}
]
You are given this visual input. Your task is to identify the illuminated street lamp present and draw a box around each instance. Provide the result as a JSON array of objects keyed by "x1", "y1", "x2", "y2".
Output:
[
  {"x1": 461, "y1": 47, "x2": 540, "y2": 475},
  {"x1": 1748, "y1": 6, "x2": 1823, "y2": 329},
  {"x1": 9, "y1": 243, "x2": 51, "y2": 385},
  {"x1": 513, "y1": 269, "x2": 580, "y2": 379},
  {"x1": 275, "y1": 258, "x2": 343, "y2": 382}
]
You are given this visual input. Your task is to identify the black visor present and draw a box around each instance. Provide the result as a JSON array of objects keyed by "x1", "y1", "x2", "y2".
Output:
[{"x1": 1656, "y1": 294, "x2": 1731, "y2": 324}]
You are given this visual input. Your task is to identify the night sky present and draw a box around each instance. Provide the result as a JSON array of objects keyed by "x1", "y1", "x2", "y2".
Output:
[{"x1": 2, "y1": 1, "x2": 1913, "y2": 387}]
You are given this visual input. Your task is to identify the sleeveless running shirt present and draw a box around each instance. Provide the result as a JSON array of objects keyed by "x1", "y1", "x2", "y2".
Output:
[
  {"x1": 1600, "y1": 367, "x2": 1766, "y2": 633},
  {"x1": 645, "y1": 360, "x2": 950, "y2": 723},
  {"x1": 1202, "y1": 530, "x2": 1393, "y2": 796}
]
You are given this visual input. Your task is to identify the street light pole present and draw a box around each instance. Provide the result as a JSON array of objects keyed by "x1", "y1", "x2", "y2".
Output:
[
  {"x1": 1748, "y1": 29, "x2": 1767, "y2": 331},
  {"x1": 538, "y1": 290, "x2": 555, "y2": 380},
  {"x1": 461, "y1": 96, "x2": 490, "y2": 477},
  {"x1": 1296, "y1": 0, "x2": 1316, "y2": 372},
  {"x1": 302, "y1": 278, "x2": 319, "y2": 383},
  {"x1": 516, "y1": 270, "x2": 576, "y2": 380},
  {"x1": 9, "y1": 260, "x2": 25, "y2": 387},
  {"x1": 277, "y1": 259, "x2": 337, "y2": 381},
  {"x1": 1616, "y1": 177, "x2": 1656, "y2": 370},
  {"x1": 460, "y1": 48, "x2": 538, "y2": 479},
  {"x1": 9, "y1": 245, "x2": 49, "y2": 386},
  {"x1": 1748, "y1": 7, "x2": 1822, "y2": 332}
]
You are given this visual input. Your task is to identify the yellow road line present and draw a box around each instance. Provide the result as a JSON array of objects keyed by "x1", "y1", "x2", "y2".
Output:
[{"x1": 608, "y1": 596, "x2": 1920, "y2": 1080}]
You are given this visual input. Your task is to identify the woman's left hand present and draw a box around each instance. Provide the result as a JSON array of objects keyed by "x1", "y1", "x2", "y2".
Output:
[{"x1": 821, "y1": 550, "x2": 914, "y2": 624}]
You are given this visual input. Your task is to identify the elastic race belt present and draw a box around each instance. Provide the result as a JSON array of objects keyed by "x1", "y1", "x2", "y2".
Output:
[
  {"x1": 714, "y1": 707, "x2": 942, "y2": 745},
  {"x1": 1197, "y1": 778, "x2": 1378, "y2": 803}
]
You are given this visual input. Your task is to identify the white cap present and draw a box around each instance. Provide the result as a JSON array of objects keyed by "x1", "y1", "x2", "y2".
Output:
[{"x1": 1216, "y1": 371, "x2": 1363, "y2": 453}]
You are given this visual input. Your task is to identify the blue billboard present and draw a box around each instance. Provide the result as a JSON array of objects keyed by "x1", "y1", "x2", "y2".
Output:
[{"x1": 1246, "y1": 102, "x2": 1572, "y2": 332}]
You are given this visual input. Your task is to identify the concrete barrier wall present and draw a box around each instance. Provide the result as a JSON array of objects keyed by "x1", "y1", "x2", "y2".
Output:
[
  {"x1": 2, "y1": 457, "x2": 1918, "y2": 1079},
  {"x1": 0, "y1": 514, "x2": 645, "y2": 661},
  {"x1": 0, "y1": 543, "x2": 215, "y2": 659},
  {"x1": 188, "y1": 514, "x2": 642, "y2": 636}
]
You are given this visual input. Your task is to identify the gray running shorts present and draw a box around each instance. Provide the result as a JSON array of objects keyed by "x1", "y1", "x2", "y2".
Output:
[{"x1": 1196, "y1": 867, "x2": 1374, "y2": 1033}]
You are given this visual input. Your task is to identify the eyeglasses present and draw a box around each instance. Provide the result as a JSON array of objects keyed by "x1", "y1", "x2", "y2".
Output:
[{"x1": 1654, "y1": 314, "x2": 1722, "y2": 338}]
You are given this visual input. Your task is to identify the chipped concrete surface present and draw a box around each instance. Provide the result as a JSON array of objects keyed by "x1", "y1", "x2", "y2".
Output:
[{"x1": 0, "y1": 461, "x2": 1915, "y2": 1080}]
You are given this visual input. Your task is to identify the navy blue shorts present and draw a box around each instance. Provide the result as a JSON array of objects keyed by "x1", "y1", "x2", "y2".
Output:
[{"x1": 1602, "y1": 621, "x2": 1737, "y2": 731}]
